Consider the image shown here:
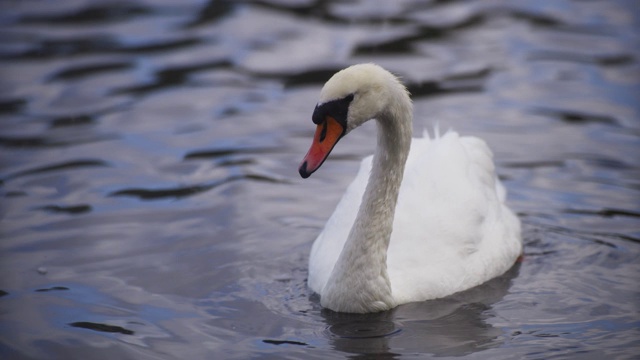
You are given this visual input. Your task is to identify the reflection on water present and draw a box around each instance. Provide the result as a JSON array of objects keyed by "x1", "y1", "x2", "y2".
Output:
[
  {"x1": 1, "y1": 0, "x2": 639, "y2": 359},
  {"x1": 323, "y1": 265, "x2": 520, "y2": 358}
]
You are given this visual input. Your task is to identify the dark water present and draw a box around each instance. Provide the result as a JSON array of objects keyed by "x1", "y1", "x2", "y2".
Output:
[{"x1": 1, "y1": 0, "x2": 639, "y2": 359}]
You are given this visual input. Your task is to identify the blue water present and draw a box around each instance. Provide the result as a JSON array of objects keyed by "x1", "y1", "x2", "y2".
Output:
[{"x1": 1, "y1": 0, "x2": 639, "y2": 359}]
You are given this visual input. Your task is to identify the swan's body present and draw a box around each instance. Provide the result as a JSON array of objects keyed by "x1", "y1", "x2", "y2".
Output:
[{"x1": 299, "y1": 64, "x2": 522, "y2": 313}]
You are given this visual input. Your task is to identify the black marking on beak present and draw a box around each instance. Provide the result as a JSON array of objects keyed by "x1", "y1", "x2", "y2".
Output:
[
  {"x1": 299, "y1": 161, "x2": 310, "y2": 178},
  {"x1": 312, "y1": 93, "x2": 354, "y2": 128}
]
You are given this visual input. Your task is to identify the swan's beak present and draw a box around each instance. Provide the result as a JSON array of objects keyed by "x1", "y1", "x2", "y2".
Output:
[{"x1": 299, "y1": 116, "x2": 345, "y2": 178}]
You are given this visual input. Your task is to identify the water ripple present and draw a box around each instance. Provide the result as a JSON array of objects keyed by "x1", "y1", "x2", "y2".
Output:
[
  {"x1": 2, "y1": 159, "x2": 109, "y2": 182},
  {"x1": 47, "y1": 60, "x2": 134, "y2": 82},
  {"x1": 18, "y1": 3, "x2": 150, "y2": 26},
  {"x1": 34, "y1": 204, "x2": 92, "y2": 215},
  {"x1": 109, "y1": 173, "x2": 288, "y2": 200},
  {"x1": 69, "y1": 322, "x2": 135, "y2": 336}
]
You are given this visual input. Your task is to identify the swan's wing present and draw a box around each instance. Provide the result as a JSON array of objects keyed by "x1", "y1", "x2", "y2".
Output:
[
  {"x1": 388, "y1": 131, "x2": 521, "y2": 302},
  {"x1": 307, "y1": 156, "x2": 372, "y2": 294},
  {"x1": 309, "y1": 131, "x2": 522, "y2": 300}
]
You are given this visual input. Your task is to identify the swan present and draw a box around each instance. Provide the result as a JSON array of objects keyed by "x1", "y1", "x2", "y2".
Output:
[{"x1": 298, "y1": 63, "x2": 522, "y2": 313}]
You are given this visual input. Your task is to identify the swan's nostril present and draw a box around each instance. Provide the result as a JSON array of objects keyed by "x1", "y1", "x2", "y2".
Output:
[{"x1": 319, "y1": 121, "x2": 328, "y2": 143}]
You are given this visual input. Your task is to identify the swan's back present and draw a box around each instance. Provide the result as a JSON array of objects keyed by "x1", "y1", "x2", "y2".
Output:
[{"x1": 308, "y1": 130, "x2": 522, "y2": 302}]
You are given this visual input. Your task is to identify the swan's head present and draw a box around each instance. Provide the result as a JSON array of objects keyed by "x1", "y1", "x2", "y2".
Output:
[{"x1": 299, "y1": 63, "x2": 408, "y2": 178}]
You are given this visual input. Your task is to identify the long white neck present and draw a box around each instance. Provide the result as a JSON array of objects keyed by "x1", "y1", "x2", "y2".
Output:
[{"x1": 321, "y1": 90, "x2": 413, "y2": 313}]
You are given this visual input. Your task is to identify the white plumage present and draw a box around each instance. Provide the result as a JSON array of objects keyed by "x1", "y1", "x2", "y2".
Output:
[{"x1": 300, "y1": 64, "x2": 522, "y2": 313}]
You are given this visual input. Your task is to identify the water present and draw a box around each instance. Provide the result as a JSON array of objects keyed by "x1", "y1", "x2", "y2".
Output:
[{"x1": 1, "y1": 0, "x2": 639, "y2": 359}]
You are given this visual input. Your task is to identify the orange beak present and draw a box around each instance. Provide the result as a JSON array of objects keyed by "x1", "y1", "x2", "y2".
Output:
[{"x1": 299, "y1": 116, "x2": 345, "y2": 178}]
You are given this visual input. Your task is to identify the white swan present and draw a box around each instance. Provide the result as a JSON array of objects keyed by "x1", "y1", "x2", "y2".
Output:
[{"x1": 299, "y1": 63, "x2": 522, "y2": 313}]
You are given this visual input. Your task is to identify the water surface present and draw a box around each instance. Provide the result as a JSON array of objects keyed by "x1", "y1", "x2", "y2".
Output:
[{"x1": 1, "y1": 0, "x2": 639, "y2": 359}]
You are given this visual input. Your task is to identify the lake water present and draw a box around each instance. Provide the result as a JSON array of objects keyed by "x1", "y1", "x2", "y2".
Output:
[{"x1": 1, "y1": 0, "x2": 639, "y2": 359}]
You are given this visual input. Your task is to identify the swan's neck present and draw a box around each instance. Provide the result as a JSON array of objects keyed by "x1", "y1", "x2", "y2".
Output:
[{"x1": 322, "y1": 95, "x2": 413, "y2": 313}]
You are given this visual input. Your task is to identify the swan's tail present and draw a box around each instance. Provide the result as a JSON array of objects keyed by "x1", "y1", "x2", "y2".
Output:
[{"x1": 422, "y1": 123, "x2": 455, "y2": 140}]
